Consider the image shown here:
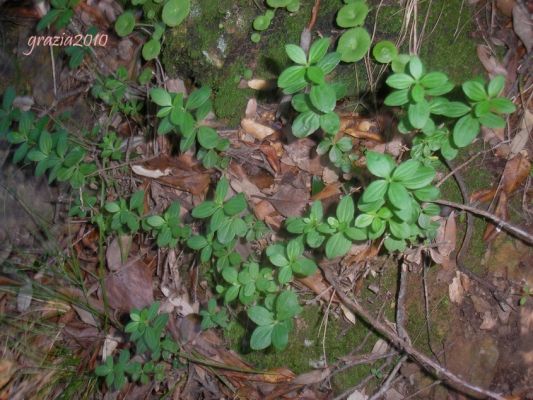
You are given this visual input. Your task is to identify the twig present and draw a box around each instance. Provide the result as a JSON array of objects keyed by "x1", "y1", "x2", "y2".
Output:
[
  {"x1": 396, "y1": 261, "x2": 410, "y2": 343},
  {"x1": 368, "y1": 355, "x2": 408, "y2": 400},
  {"x1": 322, "y1": 267, "x2": 507, "y2": 400},
  {"x1": 307, "y1": 0, "x2": 321, "y2": 31},
  {"x1": 435, "y1": 199, "x2": 533, "y2": 245}
]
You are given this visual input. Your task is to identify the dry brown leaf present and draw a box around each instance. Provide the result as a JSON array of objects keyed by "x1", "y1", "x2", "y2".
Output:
[
  {"x1": 292, "y1": 368, "x2": 331, "y2": 385},
  {"x1": 311, "y1": 183, "x2": 342, "y2": 201},
  {"x1": 241, "y1": 118, "x2": 276, "y2": 141},
  {"x1": 281, "y1": 139, "x2": 323, "y2": 175},
  {"x1": 483, "y1": 191, "x2": 509, "y2": 242},
  {"x1": 497, "y1": 0, "x2": 516, "y2": 16},
  {"x1": 259, "y1": 143, "x2": 281, "y2": 173},
  {"x1": 430, "y1": 212, "x2": 457, "y2": 267},
  {"x1": 133, "y1": 155, "x2": 211, "y2": 195},
  {"x1": 510, "y1": 110, "x2": 532, "y2": 157},
  {"x1": 340, "y1": 303, "x2": 357, "y2": 325},
  {"x1": 297, "y1": 271, "x2": 337, "y2": 302},
  {"x1": 371, "y1": 339, "x2": 390, "y2": 356},
  {"x1": 247, "y1": 79, "x2": 276, "y2": 90},
  {"x1": 0, "y1": 359, "x2": 14, "y2": 390},
  {"x1": 104, "y1": 258, "x2": 154, "y2": 312},
  {"x1": 476, "y1": 45, "x2": 508, "y2": 78},
  {"x1": 513, "y1": 2, "x2": 533, "y2": 52},
  {"x1": 268, "y1": 184, "x2": 310, "y2": 217},
  {"x1": 449, "y1": 271, "x2": 470, "y2": 304}
]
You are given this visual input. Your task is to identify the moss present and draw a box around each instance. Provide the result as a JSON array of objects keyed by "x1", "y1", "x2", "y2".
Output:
[
  {"x1": 418, "y1": 0, "x2": 480, "y2": 83},
  {"x1": 226, "y1": 303, "x2": 382, "y2": 393}
]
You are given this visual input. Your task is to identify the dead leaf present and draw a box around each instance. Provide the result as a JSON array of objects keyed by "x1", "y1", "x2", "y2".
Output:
[
  {"x1": 513, "y1": 2, "x2": 533, "y2": 52},
  {"x1": 510, "y1": 110, "x2": 532, "y2": 156},
  {"x1": 267, "y1": 184, "x2": 309, "y2": 218},
  {"x1": 347, "y1": 390, "x2": 368, "y2": 400},
  {"x1": 241, "y1": 118, "x2": 276, "y2": 141},
  {"x1": 16, "y1": 281, "x2": 32, "y2": 312},
  {"x1": 104, "y1": 257, "x2": 154, "y2": 312},
  {"x1": 259, "y1": 143, "x2": 281, "y2": 173},
  {"x1": 72, "y1": 305, "x2": 99, "y2": 327},
  {"x1": 371, "y1": 339, "x2": 389, "y2": 356},
  {"x1": 483, "y1": 191, "x2": 509, "y2": 242},
  {"x1": 340, "y1": 303, "x2": 357, "y2": 325},
  {"x1": 480, "y1": 311, "x2": 497, "y2": 330},
  {"x1": 244, "y1": 98, "x2": 257, "y2": 118},
  {"x1": 292, "y1": 368, "x2": 331, "y2": 385},
  {"x1": 0, "y1": 359, "x2": 15, "y2": 390},
  {"x1": 311, "y1": 183, "x2": 342, "y2": 201},
  {"x1": 247, "y1": 79, "x2": 276, "y2": 90},
  {"x1": 281, "y1": 138, "x2": 323, "y2": 175},
  {"x1": 133, "y1": 155, "x2": 211, "y2": 195},
  {"x1": 476, "y1": 45, "x2": 508, "y2": 78},
  {"x1": 430, "y1": 212, "x2": 457, "y2": 267},
  {"x1": 449, "y1": 271, "x2": 470, "y2": 304},
  {"x1": 497, "y1": 0, "x2": 516, "y2": 16},
  {"x1": 297, "y1": 271, "x2": 337, "y2": 302}
]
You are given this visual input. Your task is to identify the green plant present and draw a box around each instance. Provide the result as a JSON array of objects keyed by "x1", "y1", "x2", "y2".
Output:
[
  {"x1": 0, "y1": 86, "x2": 18, "y2": 137},
  {"x1": 335, "y1": 0, "x2": 371, "y2": 62},
  {"x1": 99, "y1": 131, "x2": 123, "y2": 161},
  {"x1": 145, "y1": 201, "x2": 191, "y2": 247},
  {"x1": 115, "y1": 0, "x2": 190, "y2": 61},
  {"x1": 251, "y1": 1, "x2": 300, "y2": 41},
  {"x1": 150, "y1": 86, "x2": 229, "y2": 168},
  {"x1": 247, "y1": 290, "x2": 301, "y2": 350},
  {"x1": 520, "y1": 285, "x2": 532, "y2": 306},
  {"x1": 95, "y1": 303, "x2": 180, "y2": 390},
  {"x1": 266, "y1": 239, "x2": 317, "y2": 284},
  {"x1": 190, "y1": 177, "x2": 248, "y2": 244},
  {"x1": 200, "y1": 298, "x2": 229, "y2": 329},
  {"x1": 92, "y1": 67, "x2": 142, "y2": 116},
  {"x1": 37, "y1": 0, "x2": 80, "y2": 31},
  {"x1": 104, "y1": 190, "x2": 145, "y2": 235}
]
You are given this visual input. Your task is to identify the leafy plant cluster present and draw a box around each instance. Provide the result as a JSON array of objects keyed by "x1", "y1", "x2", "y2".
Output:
[
  {"x1": 95, "y1": 302, "x2": 181, "y2": 390},
  {"x1": 37, "y1": 0, "x2": 80, "y2": 31},
  {"x1": 251, "y1": 0, "x2": 301, "y2": 43},
  {"x1": 335, "y1": 0, "x2": 371, "y2": 62},
  {"x1": 115, "y1": 0, "x2": 191, "y2": 61},
  {"x1": 1, "y1": 87, "x2": 97, "y2": 190},
  {"x1": 376, "y1": 49, "x2": 516, "y2": 161},
  {"x1": 150, "y1": 86, "x2": 230, "y2": 168}
]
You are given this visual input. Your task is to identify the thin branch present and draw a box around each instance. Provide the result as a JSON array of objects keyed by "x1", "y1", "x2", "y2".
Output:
[
  {"x1": 368, "y1": 355, "x2": 408, "y2": 400},
  {"x1": 322, "y1": 267, "x2": 507, "y2": 400},
  {"x1": 435, "y1": 199, "x2": 533, "y2": 245}
]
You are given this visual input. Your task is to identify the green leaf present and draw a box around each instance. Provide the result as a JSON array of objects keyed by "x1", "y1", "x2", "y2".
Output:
[
  {"x1": 325, "y1": 232, "x2": 352, "y2": 259},
  {"x1": 197, "y1": 126, "x2": 219, "y2": 149},
  {"x1": 39, "y1": 131, "x2": 52, "y2": 155},
  {"x1": 384, "y1": 89, "x2": 409, "y2": 106},
  {"x1": 271, "y1": 323, "x2": 289, "y2": 350},
  {"x1": 309, "y1": 84, "x2": 337, "y2": 113},
  {"x1": 286, "y1": 239, "x2": 302, "y2": 260},
  {"x1": 354, "y1": 213, "x2": 374, "y2": 227},
  {"x1": 387, "y1": 182, "x2": 410, "y2": 209},
  {"x1": 224, "y1": 285, "x2": 239, "y2": 303},
  {"x1": 479, "y1": 113, "x2": 506, "y2": 129},
  {"x1": 372, "y1": 40, "x2": 397, "y2": 63},
  {"x1": 192, "y1": 201, "x2": 219, "y2": 218},
  {"x1": 293, "y1": 257, "x2": 317, "y2": 276},
  {"x1": 250, "y1": 325, "x2": 274, "y2": 350},
  {"x1": 278, "y1": 265, "x2": 293, "y2": 284},
  {"x1": 223, "y1": 194, "x2": 246, "y2": 216},
  {"x1": 187, "y1": 235, "x2": 208, "y2": 250},
  {"x1": 462, "y1": 80, "x2": 487, "y2": 101},
  {"x1": 308, "y1": 37, "x2": 330, "y2": 64},
  {"x1": 414, "y1": 186, "x2": 440, "y2": 201},
  {"x1": 411, "y1": 84, "x2": 425, "y2": 103},
  {"x1": 383, "y1": 237, "x2": 406, "y2": 252},
  {"x1": 366, "y1": 151, "x2": 395, "y2": 178},
  {"x1": 433, "y1": 101, "x2": 470, "y2": 118},
  {"x1": 292, "y1": 110, "x2": 320, "y2": 138},
  {"x1": 147, "y1": 215, "x2": 165, "y2": 228},
  {"x1": 452, "y1": 114, "x2": 480, "y2": 148},
  {"x1": 337, "y1": 27, "x2": 371, "y2": 62},
  {"x1": 401, "y1": 165, "x2": 435, "y2": 189},
  {"x1": 306, "y1": 66, "x2": 325, "y2": 84},
  {"x1": 285, "y1": 44, "x2": 307, "y2": 65},
  {"x1": 248, "y1": 306, "x2": 274, "y2": 326},
  {"x1": 389, "y1": 219, "x2": 411, "y2": 239},
  {"x1": 277, "y1": 66, "x2": 306, "y2": 90},
  {"x1": 408, "y1": 100, "x2": 430, "y2": 129},
  {"x1": 420, "y1": 72, "x2": 448, "y2": 88},
  {"x1": 292, "y1": 94, "x2": 310, "y2": 112},
  {"x1": 162, "y1": 0, "x2": 190, "y2": 27},
  {"x1": 408, "y1": 56, "x2": 423, "y2": 79},
  {"x1": 336, "y1": 1, "x2": 369, "y2": 28},
  {"x1": 336, "y1": 195, "x2": 354, "y2": 223},
  {"x1": 487, "y1": 75, "x2": 505, "y2": 98},
  {"x1": 142, "y1": 39, "x2": 161, "y2": 60},
  {"x1": 115, "y1": 11, "x2": 135, "y2": 37},
  {"x1": 392, "y1": 159, "x2": 420, "y2": 182},
  {"x1": 186, "y1": 86, "x2": 211, "y2": 110},
  {"x1": 129, "y1": 190, "x2": 144, "y2": 212},
  {"x1": 319, "y1": 112, "x2": 340, "y2": 134},
  {"x1": 222, "y1": 267, "x2": 238, "y2": 284},
  {"x1": 276, "y1": 291, "x2": 301, "y2": 320},
  {"x1": 27, "y1": 149, "x2": 47, "y2": 162},
  {"x1": 361, "y1": 180, "x2": 388, "y2": 203},
  {"x1": 489, "y1": 98, "x2": 516, "y2": 114},
  {"x1": 386, "y1": 73, "x2": 414, "y2": 90},
  {"x1": 316, "y1": 52, "x2": 341, "y2": 74}
]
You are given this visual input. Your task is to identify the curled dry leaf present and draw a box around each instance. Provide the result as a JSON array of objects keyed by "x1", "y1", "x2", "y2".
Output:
[
  {"x1": 449, "y1": 271, "x2": 471, "y2": 304},
  {"x1": 241, "y1": 118, "x2": 276, "y2": 141},
  {"x1": 297, "y1": 271, "x2": 338, "y2": 302},
  {"x1": 281, "y1": 138, "x2": 323, "y2": 175},
  {"x1": 132, "y1": 155, "x2": 211, "y2": 195},
  {"x1": 371, "y1": 338, "x2": 390, "y2": 356},
  {"x1": 430, "y1": 212, "x2": 457, "y2": 267},
  {"x1": 510, "y1": 110, "x2": 532, "y2": 157},
  {"x1": 292, "y1": 368, "x2": 331, "y2": 385},
  {"x1": 339, "y1": 115, "x2": 382, "y2": 142},
  {"x1": 513, "y1": 2, "x2": 533, "y2": 52},
  {"x1": 247, "y1": 79, "x2": 276, "y2": 90},
  {"x1": 340, "y1": 303, "x2": 357, "y2": 325},
  {"x1": 0, "y1": 359, "x2": 15, "y2": 390},
  {"x1": 476, "y1": 45, "x2": 508, "y2": 78},
  {"x1": 497, "y1": 0, "x2": 516, "y2": 16}
]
